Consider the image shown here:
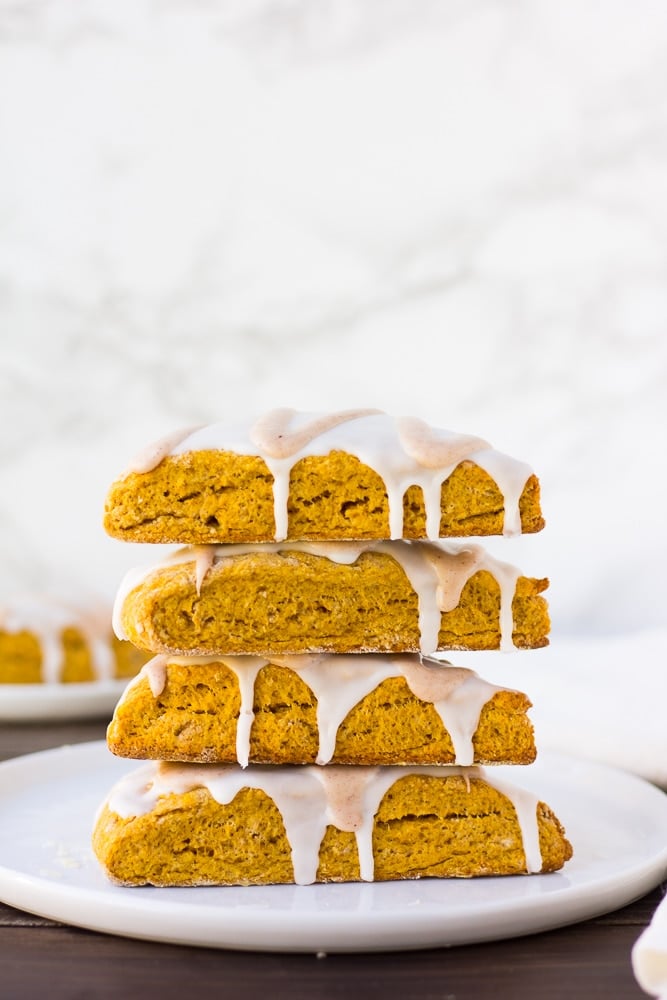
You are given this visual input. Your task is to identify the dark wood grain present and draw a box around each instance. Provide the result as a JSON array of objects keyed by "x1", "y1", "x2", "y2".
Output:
[
  {"x1": 0, "y1": 719, "x2": 107, "y2": 761},
  {"x1": 0, "y1": 720, "x2": 662, "y2": 1000}
]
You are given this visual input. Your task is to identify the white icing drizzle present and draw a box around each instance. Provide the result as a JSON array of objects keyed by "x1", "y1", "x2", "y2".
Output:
[
  {"x1": 144, "y1": 655, "x2": 168, "y2": 697},
  {"x1": 112, "y1": 540, "x2": 525, "y2": 654},
  {"x1": 290, "y1": 654, "x2": 417, "y2": 765},
  {"x1": 314, "y1": 766, "x2": 370, "y2": 830},
  {"x1": 422, "y1": 545, "x2": 486, "y2": 613},
  {"x1": 0, "y1": 596, "x2": 116, "y2": 683},
  {"x1": 119, "y1": 410, "x2": 536, "y2": 541},
  {"x1": 261, "y1": 457, "x2": 289, "y2": 543},
  {"x1": 396, "y1": 417, "x2": 490, "y2": 469},
  {"x1": 119, "y1": 654, "x2": 270, "y2": 768},
  {"x1": 229, "y1": 658, "x2": 266, "y2": 768},
  {"x1": 250, "y1": 408, "x2": 383, "y2": 460},
  {"x1": 420, "y1": 544, "x2": 522, "y2": 653},
  {"x1": 249, "y1": 410, "x2": 384, "y2": 539},
  {"x1": 193, "y1": 546, "x2": 216, "y2": 594},
  {"x1": 125, "y1": 425, "x2": 204, "y2": 475},
  {"x1": 313, "y1": 766, "x2": 387, "y2": 881},
  {"x1": 105, "y1": 761, "x2": 544, "y2": 882},
  {"x1": 471, "y1": 449, "x2": 534, "y2": 537},
  {"x1": 127, "y1": 653, "x2": 511, "y2": 767},
  {"x1": 400, "y1": 659, "x2": 497, "y2": 767},
  {"x1": 477, "y1": 771, "x2": 544, "y2": 874}
]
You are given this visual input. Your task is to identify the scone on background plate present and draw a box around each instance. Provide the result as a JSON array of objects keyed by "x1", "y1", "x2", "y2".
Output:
[{"x1": 0, "y1": 595, "x2": 146, "y2": 685}]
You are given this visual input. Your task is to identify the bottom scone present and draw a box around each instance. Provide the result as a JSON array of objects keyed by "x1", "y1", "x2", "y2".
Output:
[{"x1": 93, "y1": 762, "x2": 572, "y2": 886}]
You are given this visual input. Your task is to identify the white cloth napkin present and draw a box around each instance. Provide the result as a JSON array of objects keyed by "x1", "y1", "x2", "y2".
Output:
[
  {"x1": 633, "y1": 893, "x2": 667, "y2": 998},
  {"x1": 468, "y1": 627, "x2": 667, "y2": 788}
]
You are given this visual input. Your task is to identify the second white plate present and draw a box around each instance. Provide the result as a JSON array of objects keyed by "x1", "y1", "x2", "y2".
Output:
[
  {"x1": 0, "y1": 742, "x2": 665, "y2": 953},
  {"x1": 0, "y1": 681, "x2": 127, "y2": 722}
]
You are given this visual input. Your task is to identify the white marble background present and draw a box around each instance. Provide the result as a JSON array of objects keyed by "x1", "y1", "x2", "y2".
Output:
[{"x1": 0, "y1": 0, "x2": 665, "y2": 645}]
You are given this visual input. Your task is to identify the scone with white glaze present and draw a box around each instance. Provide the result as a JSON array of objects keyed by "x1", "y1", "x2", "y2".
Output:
[
  {"x1": 92, "y1": 761, "x2": 572, "y2": 886},
  {"x1": 103, "y1": 409, "x2": 544, "y2": 545},
  {"x1": 0, "y1": 596, "x2": 147, "y2": 684},
  {"x1": 106, "y1": 654, "x2": 536, "y2": 766},
  {"x1": 113, "y1": 541, "x2": 550, "y2": 656}
]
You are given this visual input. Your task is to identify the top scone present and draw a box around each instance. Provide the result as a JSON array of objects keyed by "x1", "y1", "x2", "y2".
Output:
[{"x1": 104, "y1": 408, "x2": 544, "y2": 545}]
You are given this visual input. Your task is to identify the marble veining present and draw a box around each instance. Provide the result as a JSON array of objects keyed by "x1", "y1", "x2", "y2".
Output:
[{"x1": 0, "y1": 0, "x2": 665, "y2": 639}]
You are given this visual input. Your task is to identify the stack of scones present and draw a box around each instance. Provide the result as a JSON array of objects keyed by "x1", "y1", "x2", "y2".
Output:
[{"x1": 93, "y1": 409, "x2": 571, "y2": 886}]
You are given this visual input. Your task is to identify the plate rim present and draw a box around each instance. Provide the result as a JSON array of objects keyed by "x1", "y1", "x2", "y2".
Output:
[{"x1": 0, "y1": 680, "x2": 128, "y2": 722}]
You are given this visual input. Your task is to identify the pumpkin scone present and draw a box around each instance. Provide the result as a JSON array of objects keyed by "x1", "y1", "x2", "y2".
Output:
[
  {"x1": 95, "y1": 409, "x2": 569, "y2": 892},
  {"x1": 92, "y1": 761, "x2": 572, "y2": 886},
  {"x1": 113, "y1": 541, "x2": 550, "y2": 656},
  {"x1": 104, "y1": 409, "x2": 544, "y2": 545},
  {"x1": 107, "y1": 654, "x2": 536, "y2": 767},
  {"x1": 0, "y1": 596, "x2": 147, "y2": 684}
]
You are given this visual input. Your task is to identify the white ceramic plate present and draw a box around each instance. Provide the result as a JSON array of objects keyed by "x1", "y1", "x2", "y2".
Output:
[
  {"x1": 0, "y1": 681, "x2": 127, "y2": 722},
  {"x1": 0, "y1": 742, "x2": 665, "y2": 953}
]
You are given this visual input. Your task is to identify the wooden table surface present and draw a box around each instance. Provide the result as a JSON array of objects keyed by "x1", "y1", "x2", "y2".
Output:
[{"x1": 0, "y1": 718, "x2": 663, "y2": 1000}]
